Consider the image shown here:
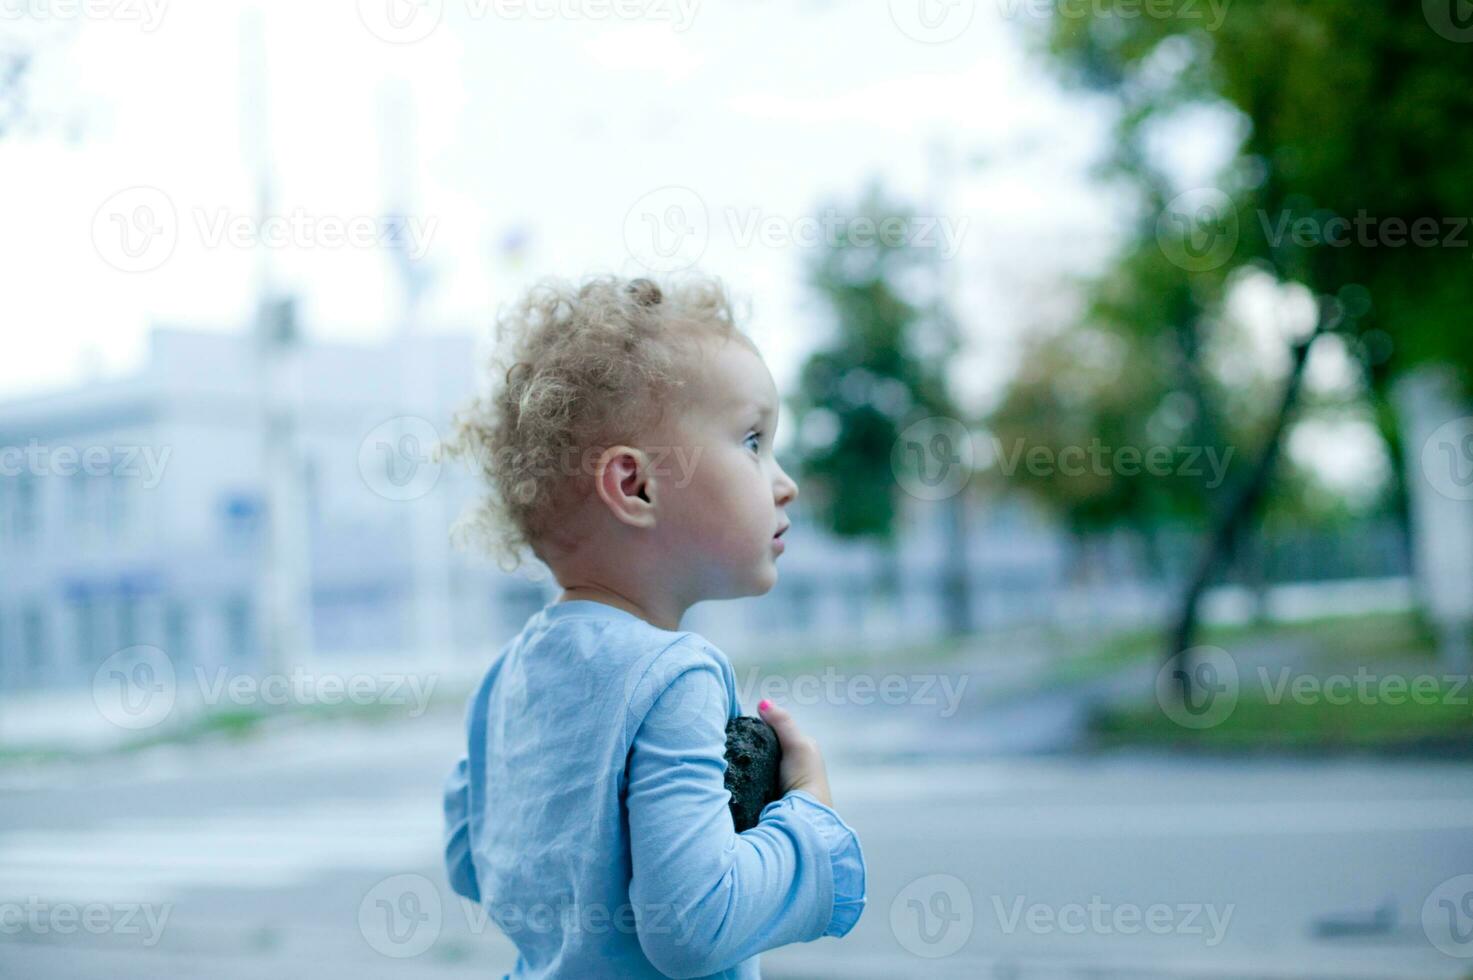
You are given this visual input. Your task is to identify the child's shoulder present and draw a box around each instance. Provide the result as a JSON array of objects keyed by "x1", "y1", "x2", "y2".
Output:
[
  {"x1": 612, "y1": 624, "x2": 734, "y2": 688},
  {"x1": 617, "y1": 628, "x2": 738, "y2": 730},
  {"x1": 524, "y1": 604, "x2": 729, "y2": 666}
]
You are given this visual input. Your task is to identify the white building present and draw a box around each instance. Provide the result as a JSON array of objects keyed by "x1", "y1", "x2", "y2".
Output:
[
  {"x1": 0, "y1": 325, "x2": 1087, "y2": 693},
  {"x1": 8, "y1": 324, "x2": 1410, "y2": 698},
  {"x1": 0, "y1": 325, "x2": 558, "y2": 692}
]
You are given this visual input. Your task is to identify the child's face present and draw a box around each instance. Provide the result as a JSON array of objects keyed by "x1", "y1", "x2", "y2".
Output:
[{"x1": 656, "y1": 334, "x2": 799, "y2": 599}]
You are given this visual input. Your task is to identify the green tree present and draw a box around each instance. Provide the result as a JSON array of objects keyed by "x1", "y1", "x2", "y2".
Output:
[
  {"x1": 996, "y1": 1, "x2": 1473, "y2": 683},
  {"x1": 787, "y1": 184, "x2": 974, "y2": 634}
]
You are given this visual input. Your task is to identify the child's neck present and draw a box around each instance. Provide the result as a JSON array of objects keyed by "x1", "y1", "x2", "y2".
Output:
[{"x1": 555, "y1": 584, "x2": 686, "y2": 631}]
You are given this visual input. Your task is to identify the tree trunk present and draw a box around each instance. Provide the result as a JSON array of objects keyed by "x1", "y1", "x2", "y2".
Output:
[
  {"x1": 1163, "y1": 312, "x2": 1331, "y2": 702},
  {"x1": 940, "y1": 489, "x2": 974, "y2": 636}
]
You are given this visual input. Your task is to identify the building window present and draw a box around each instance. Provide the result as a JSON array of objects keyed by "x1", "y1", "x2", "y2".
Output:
[
  {"x1": 117, "y1": 597, "x2": 138, "y2": 651},
  {"x1": 72, "y1": 597, "x2": 97, "y2": 669},
  {"x1": 12, "y1": 474, "x2": 38, "y2": 547},
  {"x1": 221, "y1": 494, "x2": 262, "y2": 549},
  {"x1": 67, "y1": 469, "x2": 92, "y2": 531},
  {"x1": 23, "y1": 606, "x2": 46, "y2": 685},
  {"x1": 106, "y1": 466, "x2": 129, "y2": 539},
  {"x1": 165, "y1": 601, "x2": 191, "y2": 665},
  {"x1": 224, "y1": 596, "x2": 251, "y2": 662}
]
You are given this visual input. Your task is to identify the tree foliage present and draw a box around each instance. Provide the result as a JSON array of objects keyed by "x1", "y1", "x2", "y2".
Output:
[{"x1": 788, "y1": 185, "x2": 960, "y2": 541}]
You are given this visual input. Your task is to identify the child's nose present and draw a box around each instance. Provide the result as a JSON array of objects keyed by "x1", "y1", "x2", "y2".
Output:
[{"x1": 775, "y1": 469, "x2": 799, "y2": 505}]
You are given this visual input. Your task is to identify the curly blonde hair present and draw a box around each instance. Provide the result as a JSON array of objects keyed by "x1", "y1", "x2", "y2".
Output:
[{"x1": 441, "y1": 273, "x2": 745, "y2": 573}]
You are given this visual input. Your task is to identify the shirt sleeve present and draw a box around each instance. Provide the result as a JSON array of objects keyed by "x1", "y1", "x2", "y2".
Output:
[
  {"x1": 442, "y1": 754, "x2": 481, "y2": 904},
  {"x1": 625, "y1": 646, "x2": 868, "y2": 978}
]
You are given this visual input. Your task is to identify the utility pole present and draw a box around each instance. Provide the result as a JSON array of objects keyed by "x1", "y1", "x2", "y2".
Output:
[
  {"x1": 927, "y1": 137, "x2": 975, "y2": 637},
  {"x1": 243, "y1": 7, "x2": 312, "y2": 674},
  {"x1": 381, "y1": 79, "x2": 455, "y2": 662}
]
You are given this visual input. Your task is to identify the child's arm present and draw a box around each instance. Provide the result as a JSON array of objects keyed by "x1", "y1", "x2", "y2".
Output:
[
  {"x1": 625, "y1": 650, "x2": 866, "y2": 978},
  {"x1": 443, "y1": 754, "x2": 481, "y2": 903}
]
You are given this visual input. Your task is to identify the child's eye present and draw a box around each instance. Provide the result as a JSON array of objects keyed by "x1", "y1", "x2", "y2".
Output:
[{"x1": 744, "y1": 430, "x2": 762, "y2": 453}]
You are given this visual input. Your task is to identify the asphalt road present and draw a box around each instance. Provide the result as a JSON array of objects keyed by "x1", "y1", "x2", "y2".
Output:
[{"x1": 2, "y1": 698, "x2": 1471, "y2": 979}]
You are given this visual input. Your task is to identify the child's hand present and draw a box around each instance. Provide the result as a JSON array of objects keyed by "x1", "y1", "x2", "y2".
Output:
[{"x1": 757, "y1": 699, "x2": 834, "y2": 809}]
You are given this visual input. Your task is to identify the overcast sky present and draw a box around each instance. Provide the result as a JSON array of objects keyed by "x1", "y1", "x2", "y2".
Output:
[
  {"x1": 2, "y1": 0, "x2": 1126, "y2": 404},
  {"x1": 0, "y1": 0, "x2": 1380, "y2": 491}
]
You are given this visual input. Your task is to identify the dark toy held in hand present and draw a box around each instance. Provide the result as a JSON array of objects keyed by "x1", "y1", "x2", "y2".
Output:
[{"x1": 723, "y1": 715, "x2": 783, "y2": 833}]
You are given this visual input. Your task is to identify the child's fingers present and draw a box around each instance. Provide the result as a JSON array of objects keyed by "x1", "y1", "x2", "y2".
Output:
[{"x1": 757, "y1": 699, "x2": 803, "y2": 746}]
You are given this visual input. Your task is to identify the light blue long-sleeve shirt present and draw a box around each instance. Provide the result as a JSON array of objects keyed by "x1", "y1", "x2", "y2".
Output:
[{"x1": 442, "y1": 598, "x2": 867, "y2": 979}]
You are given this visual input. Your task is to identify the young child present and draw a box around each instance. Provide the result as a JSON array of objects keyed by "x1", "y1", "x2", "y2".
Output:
[{"x1": 440, "y1": 273, "x2": 867, "y2": 978}]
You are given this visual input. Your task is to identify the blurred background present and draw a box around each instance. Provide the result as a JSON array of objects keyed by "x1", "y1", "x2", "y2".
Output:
[{"x1": 2, "y1": 1, "x2": 1472, "y2": 977}]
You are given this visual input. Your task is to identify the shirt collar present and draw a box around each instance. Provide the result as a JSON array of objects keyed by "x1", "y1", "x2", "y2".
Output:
[{"x1": 539, "y1": 598, "x2": 647, "y2": 625}]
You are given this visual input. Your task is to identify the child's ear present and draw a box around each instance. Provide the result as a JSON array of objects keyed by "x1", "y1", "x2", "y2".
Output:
[{"x1": 593, "y1": 445, "x2": 657, "y2": 528}]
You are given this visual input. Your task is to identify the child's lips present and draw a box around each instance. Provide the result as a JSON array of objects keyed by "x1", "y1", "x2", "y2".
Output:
[{"x1": 772, "y1": 525, "x2": 789, "y2": 553}]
